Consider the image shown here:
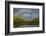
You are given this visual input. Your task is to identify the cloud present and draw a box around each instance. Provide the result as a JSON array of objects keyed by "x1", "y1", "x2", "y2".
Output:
[{"x1": 14, "y1": 8, "x2": 39, "y2": 20}]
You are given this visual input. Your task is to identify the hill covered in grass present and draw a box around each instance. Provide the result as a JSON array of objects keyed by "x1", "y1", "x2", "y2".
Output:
[{"x1": 13, "y1": 16, "x2": 39, "y2": 28}]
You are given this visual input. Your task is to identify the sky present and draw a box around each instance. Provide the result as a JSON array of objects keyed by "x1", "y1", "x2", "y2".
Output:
[{"x1": 13, "y1": 8, "x2": 39, "y2": 20}]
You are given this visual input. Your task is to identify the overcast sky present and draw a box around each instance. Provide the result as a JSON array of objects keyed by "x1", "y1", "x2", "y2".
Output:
[{"x1": 13, "y1": 8, "x2": 39, "y2": 20}]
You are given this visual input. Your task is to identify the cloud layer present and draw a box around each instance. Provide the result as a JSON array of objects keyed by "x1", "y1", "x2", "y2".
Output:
[{"x1": 13, "y1": 8, "x2": 39, "y2": 20}]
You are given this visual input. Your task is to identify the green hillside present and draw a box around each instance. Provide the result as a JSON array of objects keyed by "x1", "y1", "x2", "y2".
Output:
[{"x1": 13, "y1": 16, "x2": 39, "y2": 28}]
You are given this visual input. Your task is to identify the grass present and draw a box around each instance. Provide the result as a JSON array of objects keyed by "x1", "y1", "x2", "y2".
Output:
[{"x1": 13, "y1": 16, "x2": 39, "y2": 28}]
